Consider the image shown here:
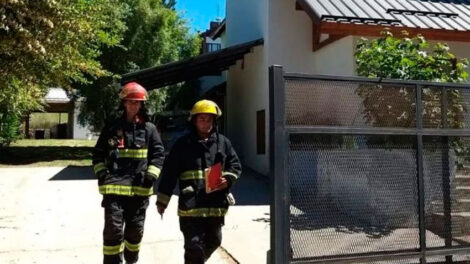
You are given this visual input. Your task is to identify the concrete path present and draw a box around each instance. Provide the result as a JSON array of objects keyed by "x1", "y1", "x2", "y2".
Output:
[
  {"x1": 0, "y1": 167, "x2": 270, "y2": 264},
  {"x1": 223, "y1": 168, "x2": 270, "y2": 264}
]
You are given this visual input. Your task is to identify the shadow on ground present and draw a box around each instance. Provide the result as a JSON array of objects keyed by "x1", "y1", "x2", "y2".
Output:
[
  {"x1": 47, "y1": 165, "x2": 269, "y2": 203},
  {"x1": 230, "y1": 167, "x2": 269, "y2": 206},
  {"x1": 49, "y1": 166, "x2": 95, "y2": 181},
  {"x1": 0, "y1": 146, "x2": 92, "y2": 165},
  {"x1": 290, "y1": 202, "x2": 396, "y2": 238}
]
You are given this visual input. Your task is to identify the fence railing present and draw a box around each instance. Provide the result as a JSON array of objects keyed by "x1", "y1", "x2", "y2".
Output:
[{"x1": 269, "y1": 65, "x2": 470, "y2": 264}]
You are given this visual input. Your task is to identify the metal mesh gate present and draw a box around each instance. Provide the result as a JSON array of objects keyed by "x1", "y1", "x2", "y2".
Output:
[{"x1": 269, "y1": 66, "x2": 470, "y2": 264}]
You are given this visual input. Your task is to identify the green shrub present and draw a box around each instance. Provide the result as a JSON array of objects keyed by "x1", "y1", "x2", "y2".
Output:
[{"x1": 0, "y1": 112, "x2": 21, "y2": 147}]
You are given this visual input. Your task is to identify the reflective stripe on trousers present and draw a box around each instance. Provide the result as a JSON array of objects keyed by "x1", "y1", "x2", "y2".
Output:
[
  {"x1": 99, "y1": 185, "x2": 153, "y2": 196},
  {"x1": 178, "y1": 208, "x2": 227, "y2": 217},
  {"x1": 103, "y1": 243, "x2": 124, "y2": 255}
]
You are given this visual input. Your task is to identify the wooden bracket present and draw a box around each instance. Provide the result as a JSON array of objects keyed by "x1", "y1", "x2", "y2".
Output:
[
  {"x1": 313, "y1": 34, "x2": 347, "y2": 51},
  {"x1": 312, "y1": 21, "x2": 347, "y2": 51}
]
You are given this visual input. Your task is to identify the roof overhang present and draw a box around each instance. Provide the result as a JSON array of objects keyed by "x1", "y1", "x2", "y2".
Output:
[
  {"x1": 121, "y1": 38, "x2": 263, "y2": 90},
  {"x1": 44, "y1": 88, "x2": 71, "y2": 104},
  {"x1": 296, "y1": 0, "x2": 470, "y2": 51},
  {"x1": 320, "y1": 22, "x2": 470, "y2": 42},
  {"x1": 211, "y1": 19, "x2": 226, "y2": 39}
]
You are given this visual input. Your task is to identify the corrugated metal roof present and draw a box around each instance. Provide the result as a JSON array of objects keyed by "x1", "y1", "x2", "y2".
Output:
[{"x1": 300, "y1": 0, "x2": 470, "y2": 31}]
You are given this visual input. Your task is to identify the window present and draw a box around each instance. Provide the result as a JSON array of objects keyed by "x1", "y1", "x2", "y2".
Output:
[
  {"x1": 257, "y1": 110, "x2": 266, "y2": 155},
  {"x1": 205, "y1": 43, "x2": 221, "y2": 53}
]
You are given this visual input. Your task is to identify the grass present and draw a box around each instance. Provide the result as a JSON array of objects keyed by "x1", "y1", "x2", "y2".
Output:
[
  {"x1": 10, "y1": 139, "x2": 96, "y2": 147},
  {"x1": 0, "y1": 139, "x2": 97, "y2": 167}
]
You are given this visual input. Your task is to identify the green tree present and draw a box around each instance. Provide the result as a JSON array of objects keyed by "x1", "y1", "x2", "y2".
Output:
[
  {"x1": 77, "y1": 0, "x2": 201, "y2": 131},
  {"x1": 0, "y1": 109, "x2": 21, "y2": 147},
  {"x1": 355, "y1": 31, "x2": 468, "y2": 128},
  {"x1": 355, "y1": 31, "x2": 470, "y2": 165},
  {"x1": 0, "y1": 0, "x2": 126, "y2": 146}
]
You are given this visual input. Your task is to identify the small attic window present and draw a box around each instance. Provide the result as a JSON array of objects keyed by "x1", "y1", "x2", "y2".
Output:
[{"x1": 386, "y1": 9, "x2": 458, "y2": 18}]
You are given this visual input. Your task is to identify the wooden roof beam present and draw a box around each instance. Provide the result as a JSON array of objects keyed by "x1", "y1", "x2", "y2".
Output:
[
  {"x1": 313, "y1": 34, "x2": 347, "y2": 51},
  {"x1": 296, "y1": 0, "x2": 347, "y2": 51},
  {"x1": 321, "y1": 22, "x2": 470, "y2": 42}
]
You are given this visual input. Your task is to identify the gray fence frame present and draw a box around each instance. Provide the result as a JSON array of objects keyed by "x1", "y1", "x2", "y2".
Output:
[{"x1": 269, "y1": 65, "x2": 470, "y2": 264}]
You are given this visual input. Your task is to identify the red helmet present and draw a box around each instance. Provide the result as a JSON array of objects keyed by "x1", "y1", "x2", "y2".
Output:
[{"x1": 119, "y1": 82, "x2": 147, "y2": 101}]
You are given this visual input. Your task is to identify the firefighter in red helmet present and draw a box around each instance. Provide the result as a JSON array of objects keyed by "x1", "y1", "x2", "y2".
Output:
[{"x1": 93, "y1": 82, "x2": 164, "y2": 264}]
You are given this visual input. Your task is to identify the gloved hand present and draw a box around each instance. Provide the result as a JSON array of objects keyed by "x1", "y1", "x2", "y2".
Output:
[
  {"x1": 214, "y1": 177, "x2": 229, "y2": 191},
  {"x1": 96, "y1": 170, "x2": 108, "y2": 178},
  {"x1": 156, "y1": 202, "x2": 166, "y2": 215},
  {"x1": 226, "y1": 192, "x2": 236, "y2": 206},
  {"x1": 145, "y1": 172, "x2": 156, "y2": 181}
]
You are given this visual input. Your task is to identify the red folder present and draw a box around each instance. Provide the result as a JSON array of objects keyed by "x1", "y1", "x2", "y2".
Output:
[{"x1": 205, "y1": 162, "x2": 222, "y2": 193}]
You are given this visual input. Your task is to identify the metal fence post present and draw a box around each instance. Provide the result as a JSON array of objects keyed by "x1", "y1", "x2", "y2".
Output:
[
  {"x1": 416, "y1": 84, "x2": 427, "y2": 264},
  {"x1": 441, "y1": 87, "x2": 453, "y2": 263},
  {"x1": 269, "y1": 65, "x2": 289, "y2": 264}
]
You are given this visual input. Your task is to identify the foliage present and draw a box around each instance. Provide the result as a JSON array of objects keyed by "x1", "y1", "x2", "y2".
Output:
[
  {"x1": 0, "y1": 0, "x2": 126, "y2": 145},
  {"x1": 77, "y1": 0, "x2": 201, "y2": 131},
  {"x1": 355, "y1": 31, "x2": 470, "y2": 166},
  {"x1": 0, "y1": 111, "x2": 21, "y2": 147},
  {"x1": 1, "y1": 0, "x2": 126, "y2": 87},
  {"x1": 355, "y1": 31, "x2": 468, "y2": 128},
  {"x1": 356, "y1": 31, "x2": 468, "y2": 82}
]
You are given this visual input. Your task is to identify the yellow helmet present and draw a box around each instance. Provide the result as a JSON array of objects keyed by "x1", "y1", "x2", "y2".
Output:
[{"x1": 189, "y1": 99, "x2": 222, "y2": 120}]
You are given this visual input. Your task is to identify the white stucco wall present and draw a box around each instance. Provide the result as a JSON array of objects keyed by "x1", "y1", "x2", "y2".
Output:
[
  {"x1": 227, "y1": 46, "x2": 268, "y2": 174},
  {"x1": 219, "y1": 30, "x2": 226, "y2": 48},
  {"x1": 225, "y1": 0, "x2": 470, "y2": 176},
  {"x1": 226, "y1": 0, "x2": 268, "y2": 47},
  {"x1": 226, "y1": 0, "x2": 269, "y2": 175},
  {"x1": 72, "y1": 99, "x2": 95, "y2": 140},
  {"x1": 204, "y1": 36, "x2": 221, "y2": 45},
  {"x1": 268, "y1": 0, "x2": 356, "y2": 75},
  {"x1": 224, "y1": 0, "x2": 470, "y2": 229},
  {"x1": 226, "y1": 0, "x2": 359, "y2": 175}
]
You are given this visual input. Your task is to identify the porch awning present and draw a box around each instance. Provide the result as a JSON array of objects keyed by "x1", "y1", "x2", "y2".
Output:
[{"x1": 121, "y1": 38, "x2": 264, "y2": 90}]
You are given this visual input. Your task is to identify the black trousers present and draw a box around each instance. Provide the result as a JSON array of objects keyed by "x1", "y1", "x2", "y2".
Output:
[
  {"x1": 180, "y1": 217, "x2": 224, "y2": 264},
  {"x1": 102, "y1": 195, "x2": 149, "y2": 264}
]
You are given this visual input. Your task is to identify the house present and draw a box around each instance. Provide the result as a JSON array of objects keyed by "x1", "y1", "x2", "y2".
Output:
[
  {"x1": 224, "y1": 0, "x2": 470, "y2": 176},
  {"x1": 196, "y1": 20, "x2": 227, "y2": 131},
  {"x1": 122, "y1": 0, "x2": 470, "y2": 176},
  {"x1": 25, "y1": 88, "x2": 95, "y2": 140}
]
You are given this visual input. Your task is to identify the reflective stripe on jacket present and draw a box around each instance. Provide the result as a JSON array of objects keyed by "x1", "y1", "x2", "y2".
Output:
[
  {"x1": 92, "y1": 117, "x2": 164, "y2": 197},
  {"x1": 157, "y1": 130, "x2": 241, "y2": 217}
]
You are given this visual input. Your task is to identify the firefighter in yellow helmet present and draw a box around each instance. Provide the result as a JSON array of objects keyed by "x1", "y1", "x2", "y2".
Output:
[
  {"x1": 157, "y1": 99, "x2": 242, "y2": 264},
  {"x1": 92, "y1": 82, "x2": 165, "y2": 264},
  {"x1": 188, "y1": 99, "x2": 222, "y2": 119}
]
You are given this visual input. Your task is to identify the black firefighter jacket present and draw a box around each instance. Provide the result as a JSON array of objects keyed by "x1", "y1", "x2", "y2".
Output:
[
  {"x1": 92, "y1": 116, "x2": 165, "y2": 197},
  {"x1": 156, "y1": 130, "x2": 242, "y2": 217}
]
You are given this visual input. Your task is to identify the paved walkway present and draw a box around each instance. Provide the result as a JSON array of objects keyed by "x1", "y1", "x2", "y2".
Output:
[{"x1": 0, "y1": 166, "x2": 270, "y2": 264}]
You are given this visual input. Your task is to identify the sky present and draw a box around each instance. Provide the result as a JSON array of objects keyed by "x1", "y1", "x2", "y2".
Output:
[{"x1": 175, "y1": 0, "x2": 226, "y2": 33}]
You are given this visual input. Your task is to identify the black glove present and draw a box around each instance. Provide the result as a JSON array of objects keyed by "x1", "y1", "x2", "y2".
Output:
[
  {"x1": 214, "y1": 151, "x2": 226, "y2": 165},
  {"x1": 145, "y1": 172, "x2": 156, "y2": 181},
  {"x1": 96, "y1": 169, "x2": 108, "y2": 178}
]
